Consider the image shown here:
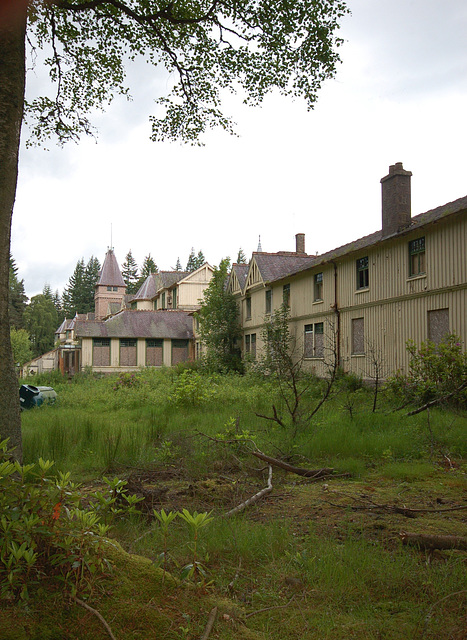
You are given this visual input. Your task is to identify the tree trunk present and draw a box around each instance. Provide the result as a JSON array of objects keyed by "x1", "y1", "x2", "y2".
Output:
[
  {"x1": 400, "y1": 532, "x2": 467, "y2": 551},
  {"x1": 0, "y1": 2, "x2": 28, "y2": 461}
]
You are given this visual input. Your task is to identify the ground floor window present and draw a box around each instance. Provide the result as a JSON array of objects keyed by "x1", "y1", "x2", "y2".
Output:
[
  {"x1": 351, "y1": 317, "x2": 365, "y2": 355},
  {"x1": 428, "y1": 308, "x2": 449, "y2": 344},
  {"x1": 120, "y1": 338, "x2": 137, "y2": 366},
  {"x1": 245, "y1": 333, "x2": 257, "y2": 359},
  {"x1": 146, "y1": 338, "x2": 163, "y2": 366},
  {"x1": 304, "y1": 323, "x2": 324, "y2": 358},
  {"x1": 93, "y1": 338, "x2": 110, "y2": 366},
  {"x1": 172, "y1": 339, "x2": 189, "y2": 364}
]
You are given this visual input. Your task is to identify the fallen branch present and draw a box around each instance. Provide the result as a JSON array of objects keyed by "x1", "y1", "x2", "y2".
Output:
[
  {"x1": 251, "y1": 450, "x2": 333, "y2": 478},
  {"x1": 72, "y1": 596, "x2": 117, "y2": 640},
  {"x1": 400, "y1": 532, "x2": 467, "y2": 551},
  {"x1": 406, "y1": 380, "x2": 467, "y2": 416},
  {"x1": 200, "y1": 607, "x2": 217, "y2": 640},
  {"x1": 227, "y1": 558, "x2": 242, "y2": 591},
  {"x1": 224, "y1": 465, "x2": 273, "y2": 517},
  {"x1": 244, "y1": 596, "x2": 295, "y2": 619}
]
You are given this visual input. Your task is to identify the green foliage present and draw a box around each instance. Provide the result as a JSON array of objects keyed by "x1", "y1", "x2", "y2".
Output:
[
  {"x1": 113, "y1": 371, "x2": 140, "y2": 391},
  {"x1": 185, "y1": 248, "x2": 205, "y2": 272},
  {"x1": 0, "y1": 440, "x2": 111, "y2": 601},
  {"x1": 26, "y1": 0, "x2": 347, "y2": 145},
  {"x1": 121, "y1": 250, "x2": 139, "y2": 294},
  {"x1": 387, "y1": 334, "x2": 467, "y2": 408},
  {"x1": 197, "y1": 258, "x2": 243, "y2": 372},
  {"x1": 236, "y1": 248, "x2": 247, "y2": 264},
  {"x1": 24, "y1": 289, "x2": 58, "y2": 357},
  {"x1": 178, "y1": 509, "x2": 213, "y2": 582},
  {"x1": 169, "y1": 370, "x2": 216, "y2": 406},
  {"x1": 8, "y1": 255, "x2": 28, "y2": 330},
  {"x1": 10, "y1": 327, "x2": 32, "y2": 367},
  {"x1": 62, "y1": 256, "x2": 101, "y2": 317}
]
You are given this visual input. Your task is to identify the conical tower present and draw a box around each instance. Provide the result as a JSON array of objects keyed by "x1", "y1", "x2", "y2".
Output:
[{"x1": 94, "y1": 249, "x2": 126, "y2": 320}]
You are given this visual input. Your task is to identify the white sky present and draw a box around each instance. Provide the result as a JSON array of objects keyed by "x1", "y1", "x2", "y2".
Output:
[{"x1": 12, "y1": 0, "x2": 467, "y2": 298}]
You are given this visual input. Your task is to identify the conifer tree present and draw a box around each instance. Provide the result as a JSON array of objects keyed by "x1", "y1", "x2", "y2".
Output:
[
  {"x1": 196, "y1": 250, "x2": 206, "y2": 269},
  {"x1": 8, "y1": 255, "x2": 28, "y2": 329},
  {"x1": 121, "y1": 250, "x2": 139, "y2": 294},
  {"x1": 186, "y1": 248, "x2": 197, "y2": 272},
  {"x1": 82, "y1": 256, "x2": 101, "y2": 313},
  {"x1": 174, "y1": 257, "x2": 182, "y2": 272},
  {"x1": 62, "y1": 259, "x2": 85, "y2": 317},
  {"x1": 236, "y1": 248, "x2": 247, "y2": 264},
  {"x1": 136, "y1": 254, "x2": 158, "y2": 289}
]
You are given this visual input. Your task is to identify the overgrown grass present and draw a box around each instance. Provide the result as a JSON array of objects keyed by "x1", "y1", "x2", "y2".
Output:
[{"x1": 10, "y1": 368, "x2": 467, "y2": 639}]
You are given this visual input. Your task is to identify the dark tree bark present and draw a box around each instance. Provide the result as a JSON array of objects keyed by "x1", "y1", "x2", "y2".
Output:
[{"x1": 0, "y1": 2, "x2": 27, "y2": 461}]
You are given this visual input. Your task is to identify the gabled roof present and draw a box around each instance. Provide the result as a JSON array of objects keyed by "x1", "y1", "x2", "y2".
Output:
[
  {"x1": 55, "y1": 318, "x2": 72, "y2": 334},
  {"x1": 229, "y1": 264, "x2": 249, "y2": 292},
  {"x1": 275, "y1": 194, "x2": 467, "y2": 283},
  {"x1": 247, "y1": 252, "x2": 313, "y2": 287},
  {"x1": 75, "y1": 310, "x2": 193, "y2": 340},
  {"x1": 96, "y1": 249, "x2": 126, "y2": 287},
  {"x1": 155, "y1": 271, "x2": 189, "y2": 292}
]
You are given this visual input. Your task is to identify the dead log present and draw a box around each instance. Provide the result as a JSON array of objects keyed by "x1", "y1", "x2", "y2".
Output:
[
  {"x1": 224, "y1": 465, "x2": 273, "y2": 517},
  {"x1": 400, "y1": 532, "x2": 467, "y2": 551},
  {"x1": 251, "y1": 450, "x2": 333, "y2": 478}
]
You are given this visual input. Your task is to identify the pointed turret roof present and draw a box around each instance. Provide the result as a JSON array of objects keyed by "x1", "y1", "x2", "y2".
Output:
[{"x1": 96, "y1": 249, "x2": 126, "y2": 287}]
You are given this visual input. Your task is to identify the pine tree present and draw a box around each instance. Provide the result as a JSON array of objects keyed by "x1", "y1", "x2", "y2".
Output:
[
  {"x1": 82, "y1": 256, "x2": 101, "y2": 313},
  {"x1": 236, "y1": 248, "x2": 247, "y2": 264},
  {"x1": 174, "y1": 257, "x2": 182, "y2": 272},
  {"x1": 186, "y1": 248, "x2": 197, "y2": 272},
  {"x1": 62, "y1": 259, "x2": 85, "y2": 317},
  {"x1": 121, "y1": 250, "x2": 139, "y2": 294},
  {"x1": 195, "y1": 250, "x2": 206, "y2": 269},
  {"x1": 135, "y1": 254, "x2": 158, "y2": 289},
  {"x1": 8, "y1": 255, "x2": 28, "y2": 329}
]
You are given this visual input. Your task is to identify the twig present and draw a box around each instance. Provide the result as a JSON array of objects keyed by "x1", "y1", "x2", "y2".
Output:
[
  {"x1": 224, "y1": 465, "x2": 273, "y2": 517},
  {"x1": 72, "y1": 596, "x2": 117, "y2": 640},
  {"x1": 227, "y1": 558, "x2": 242, "y2": 591},
  {"x1": 406, "y1": 380, "x2": 467, "y2": 416},
  {"x1": 251, "y1": 450, "x2": 333, "y2": 478},
  {"x1": 244, "y1": 596, "x2": 295, "y2": 619},
  {"x1": 199, "y1": 606, "x2": 218, "y2": 640},
  {"x1": 421, "y1": 590, "x2": 467, "y2": 636}
]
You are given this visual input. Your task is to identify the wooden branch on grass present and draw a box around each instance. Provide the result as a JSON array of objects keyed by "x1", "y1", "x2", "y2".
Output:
[
  {"x1": 400, "y1": 532, "x2": 467, "y2": 551},
  {"x1": 224, "y1": 465, "x2": 273, "y2": 517},
  {"x1": 72, "y1": 596, "x2": 117, "y2": 640},
  {"x1": 406, "y1": 380, "x2": 467, "y2": 416},
  {"x1": 200, "y1": 607, "x2": 217, "y2": 640},
  {"x1": 251, "y1": 450, "x2": 334, "y2": 478}
]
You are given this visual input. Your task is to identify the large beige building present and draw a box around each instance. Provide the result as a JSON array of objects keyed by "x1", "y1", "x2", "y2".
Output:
[{"x1": 229, "y1": 163, "x2": 467, "y2": 379}]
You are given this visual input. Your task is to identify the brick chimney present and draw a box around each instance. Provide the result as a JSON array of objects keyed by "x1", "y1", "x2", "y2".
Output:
[
  {"x1": 295, "y1": 233, "x2": 305, "y2": 254},
  {"x1": 380, "y1": 162, "x2": 412, "y2": 238}
]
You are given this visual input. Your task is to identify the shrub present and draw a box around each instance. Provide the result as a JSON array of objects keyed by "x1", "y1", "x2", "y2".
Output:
[
  {"x1": 169, "y1": 370, "x2": 216, "y2": 406},
  {"x1": 387, "y1": 334, "x2": 467, "y2": 408}
]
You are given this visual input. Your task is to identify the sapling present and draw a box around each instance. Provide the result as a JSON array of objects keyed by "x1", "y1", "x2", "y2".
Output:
[
  {"x1": 178, "y1": 509, "x2": 214, "y2": 581},
  {"x1": 153, "y1": 508, "x2": 178, "y2": 580}
]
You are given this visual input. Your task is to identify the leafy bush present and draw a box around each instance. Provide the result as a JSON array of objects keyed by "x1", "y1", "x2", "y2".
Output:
[
  {"x1": 387, "y1": 334, "x2": 467, "y2": 408},
  {"x1": 169, "y1": 370, "x2": 217, "y2": 406}
]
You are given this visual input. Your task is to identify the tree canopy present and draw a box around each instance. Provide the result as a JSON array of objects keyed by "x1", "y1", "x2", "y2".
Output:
[{"x1": 0, "y1": 0, "x2": 348, "y2": 457}]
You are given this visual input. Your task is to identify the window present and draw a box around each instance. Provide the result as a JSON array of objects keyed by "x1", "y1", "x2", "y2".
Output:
[
  {"x1": 93, "y1": 338, "x2": 110, "y2": 366},
  {"x1": 172, "y1": 288, "x2": 177, "y2": 309},
  {"x1": 352, "y1": 318, "x2": 364, "y2": 354},
  {"x1": 120, "y1": 338, "x2": 137, "y2": 366},
  {"x1": 161, "y1": 292, "x2": 166, "y2": 308},
  {"x1": 409, "y1": 237, "x2": 425, "y2": 276},
  {"x1": 304, "y1": 323, "x2": 324, "y2": 358},
  {"x1": 246, "y1": 296, "x2": 252, "y2": 320},
  {"x1": 314, "y1": 273, "x2": 323, "y2": 301},
  {"x1": 283, "y1": 283, "x2": 290, "y2": 307},
  {"x1": 428, "y1": 309, "x2": 449, "y2": 345},
  {"x1": 245, "y1": 333, "x2": 256, "y2": 358},
  {"x1": 265, "y1": 290, "x2": 272, "y2": 315},
  {"x1": 172, "y1": 339, "x2": 189, "y2": 364},
  {"x1": 356, "y1": 257, "x2": 369, "y2": 290},
  {"x1": 146, "y1": 338, "x2": 163, "y2": 366}
]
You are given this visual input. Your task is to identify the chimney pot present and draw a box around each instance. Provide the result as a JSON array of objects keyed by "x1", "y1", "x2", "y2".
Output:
[{"x1": 380, "y1": 162, "x2": 412, "y2": 238}]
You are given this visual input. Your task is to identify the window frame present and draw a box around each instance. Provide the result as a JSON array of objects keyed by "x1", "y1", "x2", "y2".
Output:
[
  {"x1": 409, "y1": 237, "x2": 426, "y2": 277},
  {"x1": 356, "y1": 257, "x2": 369, "y2": 290},
  {"x1": 314, "y1": 272, "x2": 323, "y2": 301},
  {"x1": 283, "y1": 283, "x2": 290, "y2": 307},
  {"x1": 265, "y1": 289, "x2": 272, "y2": 315}
]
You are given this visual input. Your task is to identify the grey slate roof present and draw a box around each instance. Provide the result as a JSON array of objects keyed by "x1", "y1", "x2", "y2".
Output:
[
  {"x1": 269, "y1": 194, "x2": 467, "y2": 283},
  {"x1": 97, "y1": 249, "x2": 126, "y2": 287},
  {"x1": 132, "y1": 274, "x2": 158, "y2": 300},
  {"x1": 253, "y1": 252, "x2": 314, "y2": 285},
  {"x1": 231, "y1": 264, "x2": 249, "y2": 290},
  {"x1": 75, "y1": 310, "x2": 193, "y2": 340}
]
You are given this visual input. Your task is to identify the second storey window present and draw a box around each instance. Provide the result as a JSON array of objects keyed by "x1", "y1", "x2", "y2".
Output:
[
  {"x1": 246, "y1": 296, "x2": 252, "y2": 320},
  {"x1": 409, "y1": 237, "x2": 425, "y2": 276},
  {"x1": 161, "y1": 292, "x2": 166, "y2": 308},
  {"x1": 356, "y1": 257, "x2": 369, "y2": 290},
  {"x1": 265, "y1": 289, "x2": 272, "y2": 315},
  {"x1": 283, "y1": 283, "x2": 290, "y2": 307},
  {"x1": 314, "y1": 273, "x2": 323, "y2": 301}
]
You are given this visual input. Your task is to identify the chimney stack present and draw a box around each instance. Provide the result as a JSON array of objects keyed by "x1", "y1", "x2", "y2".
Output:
[
  {"x1": 380, "y1": 162, "x2": 412, "y2": 238},
  {"x1": 295, "y1": 233, "x2": 306, "y2": 254}
]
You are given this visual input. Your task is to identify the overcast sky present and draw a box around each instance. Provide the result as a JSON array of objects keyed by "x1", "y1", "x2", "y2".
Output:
[{"x1": 12, "y1": 0, "x2": 467, "y2": 298}]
